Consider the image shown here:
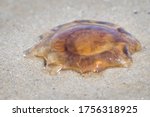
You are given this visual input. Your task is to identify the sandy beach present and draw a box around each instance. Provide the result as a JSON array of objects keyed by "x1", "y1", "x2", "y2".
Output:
[{"x1": 0, "y1": 0, "x2": 150, "y2": 99}]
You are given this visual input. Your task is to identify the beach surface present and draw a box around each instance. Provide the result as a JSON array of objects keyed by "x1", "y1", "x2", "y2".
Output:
[{"x1": 0, "y1": 0, "x2": 150, "y2": 99}]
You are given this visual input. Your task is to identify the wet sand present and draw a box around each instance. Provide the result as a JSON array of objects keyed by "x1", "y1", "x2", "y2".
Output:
[{"x1": 0, "y1": 0, "x2": 150, "y2": 99}]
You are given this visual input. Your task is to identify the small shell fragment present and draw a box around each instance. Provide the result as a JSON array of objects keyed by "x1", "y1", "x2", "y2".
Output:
[{"x1": 24, "y1": 20, "x2": 141, "y2": 74}]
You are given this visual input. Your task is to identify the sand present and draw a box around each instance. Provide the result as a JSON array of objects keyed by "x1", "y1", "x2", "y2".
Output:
[{"x1": 0, "y1": 0, "x2": 150, "y2": 99}]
